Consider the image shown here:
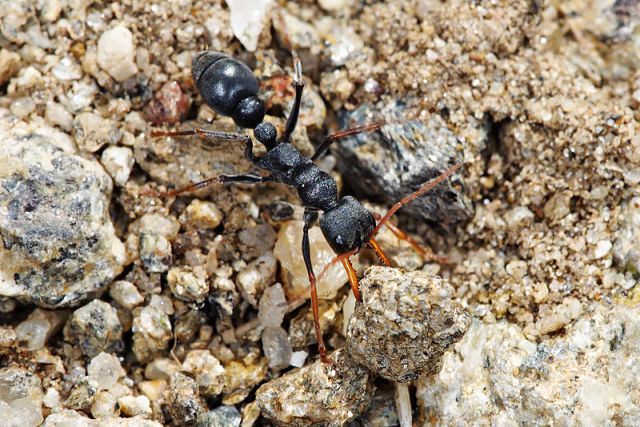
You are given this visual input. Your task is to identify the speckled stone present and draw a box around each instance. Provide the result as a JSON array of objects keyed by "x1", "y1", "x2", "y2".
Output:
[
  {"x1": 346, "y1": 266, "x2": 470, "y2": 382},
  {"x1": 0, "y1": 367, "x2": 43, "y2": 427},
  {"x1": 256, "y1": 349, "x2": 375, "y2": 426},
  {"x1": 166, "y1": 373, "x2": 205, "y2": 427},
  {"x1": 0, "y1": 126, "x2": 125, "y2": 307},
  {"x1": 63, "y1": 300, "x2": 124, "y2": 358}
]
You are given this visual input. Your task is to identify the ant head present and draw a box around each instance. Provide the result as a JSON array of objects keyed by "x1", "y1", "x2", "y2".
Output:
[
  {"x1": 254, "y1": 122, "x2": 277, "y2": 150},
  {"x1": 232, "y1": 96, "x2": 265, "y2": 129},
  {"x1": 320, "y1": 196, "x2": 376, "y2": 255}
]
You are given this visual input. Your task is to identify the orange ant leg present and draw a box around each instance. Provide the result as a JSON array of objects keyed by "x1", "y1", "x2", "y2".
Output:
[
  {"x1": 372, "y1": 212, "x2": 449, "y2": 265},
  {"x1": 140, "y1": 174, "x2": 272, "y2": 198},
  {"x1": 371, "y1": 163, "x2": 462, "y2": 237},
  {"x1": 340, "y1": 257, "x2": 361, "y2": 302},
  {"x1": 311, "y1": 120, "x2": 386, "y2": 161},
  {"x1": 367, "y1": 238, "x2": 392, "y2": 267}
]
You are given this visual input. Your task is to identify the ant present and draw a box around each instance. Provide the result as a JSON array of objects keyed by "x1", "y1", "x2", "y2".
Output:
[{"x1": 144, "y1": 50, "x2": 462, "y2": 363}]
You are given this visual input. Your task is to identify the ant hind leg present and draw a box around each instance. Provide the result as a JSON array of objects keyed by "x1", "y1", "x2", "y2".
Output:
[
  {"x1": 150, "y1": 128, "x2": 258, "y2": 162},
  {"x1": 141, "y1": 174, "x2": 272, "y2": 198}
]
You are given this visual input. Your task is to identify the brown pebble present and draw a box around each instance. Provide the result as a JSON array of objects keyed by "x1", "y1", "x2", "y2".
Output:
[{"x1": 143, "y1": 81, "x2": 191, "y2": 125}]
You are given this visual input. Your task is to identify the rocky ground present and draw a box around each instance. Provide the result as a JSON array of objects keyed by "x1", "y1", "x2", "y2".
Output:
[{"x1": 0, "y1": 0, "x2": 639, "y2": 426}]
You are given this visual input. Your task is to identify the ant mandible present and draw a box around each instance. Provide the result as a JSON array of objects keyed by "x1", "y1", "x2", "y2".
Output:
[{"x1": 145, "y1": 50, "x2": 462, "y2": 363}]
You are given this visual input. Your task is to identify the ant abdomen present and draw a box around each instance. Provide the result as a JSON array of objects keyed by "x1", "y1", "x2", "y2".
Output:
[{"x1": 192, "y1": 51, "x2": 265, "y2": 129}]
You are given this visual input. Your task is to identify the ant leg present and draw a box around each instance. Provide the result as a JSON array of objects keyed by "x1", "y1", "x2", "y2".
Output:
[
  {"x1": 371, "y1": 163, "x2": 462, "y2": 237},
  {"x1": 281, "y1": 51, "x2": 304, "y2": 142},
  {"x1": 301, "y1": 209, "x2": 329, "y2": 363},
  {"x1": 367, "y1": 238, "x2": 392, "y2": 267},
  {"x1": 340, "y1": 256, "x2": 361, "y2": 302},
  {"x1": 150, "y1": 128, "x2": 257, "y2": 162},
  {"x1": 141, "y1": 174, "x2": 272, "y2": 198},
  {"x1": 371, "y1": 213, "x2": 449, "y2": 264},
  {"x1": 311, "y1": 120, "x2": 386, "y2": 161}
]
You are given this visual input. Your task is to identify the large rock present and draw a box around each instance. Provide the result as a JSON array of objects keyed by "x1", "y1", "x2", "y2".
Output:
[{"x1": 0, "y1": 113, "x2": 125, "y2": 307}]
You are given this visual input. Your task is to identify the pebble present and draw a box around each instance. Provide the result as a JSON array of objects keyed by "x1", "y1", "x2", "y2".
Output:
[
  {"x1": 261, "y1": 326, "x2": 292, "y2": 370},
  {"x1": 179, "y1": 200, "x2": 223, "y2": 231},
  {"x1": 101, "y1": 146, "x2": 135, "y2": 186},
  {"x1": 225, "y1": 0, "x2": 273, "y2": 52},
  {"x1": 143, "y1": 81, "x2": 192, "y2": 126},
  {"x1": 0, "y1": 368, "x2": 43, "y2": 427},
  {"x1": 64, "y1": 300, "x2": 124, "y2": 358},
  {"x1": 97, "y1": 26, "x2": 138, "y2": 82},
  {"x1": 237, "y1": 223, "x2": 277, "y2": 260},
  {"x1": 166, "y1": 373, "x2": 205, "y2": 427},
  {"x1": 138, "y1": 380, "x2": 167, "y2": 402},
  {"x1": 593, "y1": 240, "x2": 612, "y2": 260},
  {"x1": 274, "y1": 220, "x2": 353, "y2": 299},
  {"x1": 0, "y1": 49, "x2": 21, "y2": 86},
  {"x1": 235, "y1": 252, "x2": 277, "y2": 306},
  {"x1": 45, "y1": 101, "x2": 73, "y2": 130},
  {"x1": 15, "y1": 308, "x2": 69, "y2": 350},
  {"x1": 257, "y1": 283, "x2": 287, "y2": 328},
  {"x1": 10, "y1": 97, "x2": 36, "y2": 118},
  {"x1": 197, "y1": 406, "x2": 241, "y2": 427},
  {"x1": 222, "y1": 358, "x2": 268, "y2": 405},
  {"x1": 289, "y1": 350, "x2": 308, "y2": 368},
  {"x1": 613, "y1": 196, "x2": 640, "y2": 273},
  {"x1": 167, "y1": 265, "x2": 209, "y2": 303},
  {"x1": 139, "y1": 232, "x2": 173, "y2": 273},
  {"x1": 42, "y1": 409, "x2": 163, "y2": 426},
  {"x1": 347, "y1": 267, "x2": 470, "y2": 382},
  {"x1": 210, "y1": 276, "x2": 239, "y2": 317},
  {"x1": 73, "y1": 111, "x2": 122, "y2": 153},
  {"x1": 118, "y1": 395, "x2": 152, "y2": 417},
  {"x1": 256, "y1": 349, "x2": 375, "y2": 426},
  {"x1": 335, "y1": 105, "x2": 472, "y2": 227},
  {"x1": 87, "y1": 352, "x2": 126, "y2": 391},
  {"x1": 144, "y1": 358, "x2": 181, "y2": 381},
  {"x1": 182, "y1": 350, "x2": 226, "y2": 397},
  {"x1": 65, "y1": 378, "x2": 98, "y2": 411},
  {"x1": 132, "y1": 304, "x2": 172, "y2": 363},
  {"x1": 91, "y1": 391, "x2": 119, "y2": 418},
  {"x1": 350, "y1": 386, "x2": 399, "y2": 427},
  {"x1": 109, "y1": 281, "x2": 144, "y2": 311},
  {"x1": 0, "y1": 127, "x2": 125, "y2": 307},
  {"x1": 51, "y1": 56, "x2": 83, "y2": 80}
]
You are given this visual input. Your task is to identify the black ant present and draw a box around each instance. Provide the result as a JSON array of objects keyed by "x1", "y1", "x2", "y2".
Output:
[{"x1": 143, "y1": 50, "x2": 461, "y2": 363}]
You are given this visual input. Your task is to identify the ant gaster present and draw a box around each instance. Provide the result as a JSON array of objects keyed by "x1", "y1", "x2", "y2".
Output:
[{"x1": 146, "y1": 51, "x2": 461, "y2": 363}]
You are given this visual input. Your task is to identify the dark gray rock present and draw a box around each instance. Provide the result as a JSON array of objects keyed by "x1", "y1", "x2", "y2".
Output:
[
  {"x1": 167, "y1": 373, "x2": 206, "y2": 427},
  {"x1": 335, "y1": 102, "x2": 473, "y2": 228}
]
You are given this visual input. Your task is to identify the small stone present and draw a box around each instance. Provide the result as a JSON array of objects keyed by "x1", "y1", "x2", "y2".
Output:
[
  {"x1": 138, "y1": 380, "x2": 167, "y2": 402},
  {"x1": 535, "y1": 298, "x2": 583, "y2": 335},
  {"x1": 347, "y1": 267, "x2": 470, "y2": 382},
  {"x1": 118, "y1": 395, "x2": 152, "y2": 417},
  {"x1": 350, "y1": 386, "x2": 399, "y2": 426},
  {"x1": 240, "y1": 401, "x2": 260, "y2": 427},
  {"x1": 222, "y1": 359, "x2": 268, "y2": 405},
  {"x1": 235, "y1": 252, "x2": 277, "y2": 306},
  {"x1": 256, "y1": 349, "x2": 375, "y2": 426},
  {"x1": 289, "y1": 350, "x2": 308, "y2": 368},
  {"x1": 64, "y1": 300, "x2": 124, "y2": 358},
  {"x1": 87, "y1": 352, "x2": 126, "y2": 391},
  {"x1": 505, "y1": 206, "x2": 535, "y2": 230},
  {"x1": 51, "y1": 56, "x2": 82, "y2": 81},
  {"x1": 225, "y1": 0, "x2": 273, "y2": 51},
  {"x1": 0, "y1": 49, "x2": 21, "y2": 86},
  {"x1": 109, "y1": 281, "x2": 144, "y2": 311},
  {"x1": 167, "y1": 266, "x2": 209, "y2": 303},
  {"x1": 258, "y1": 283, "x2": 287, "y2": 329},
  {"x1": 101, "y1": 146, "x2": 134, "y2": 186},
  {"x1": 261, "y1": 326, "x2": 292, "y2": 370},
  {"x1": 166, "y1": 373, "x2": 205, "y2": 427},
  {"x1": 614, "y1": 196, "x2": 640, "y2": 273},
  {"x1": 544, "y1": 192, "x2": 571, "y2": 222},
  {"x1": 40, "y1": 0, "x2": 62, "y2": 22},
  {"x1": 288, "y1": 300, "x2": 339, "y2": 349},
  {"x1": 97, "y1": 26, "x2": 138, "y2": 82},
  {"x1": 210, "y1": 277, "x2": 240, "y2": 317},
  {"x1": 45, "y1": 101, "x2": 73, "y2": 130},
  {"x1": 65, "y1": 378, "x2": 98, "y2": 411},
  {"x1": 274, "y1": 220, "x2": 354, "y2": 299},
  {"x1": 15, "y1": 308, "x2": 69, "y2": 351},
  {"x1": 9, "y1": 97, "x2": 35, "y2": 118},
  {"x1": 197, "y1": 406, "x2": 241, "y2": 427},
  {"x1": 143, "y1": 81, "x2": 192, "y2": 126},
  {"x1": 395, "y1": 383, "x2": 412, "y2": 427},
  {"x1": 73, "y1": 111, "x2": 122, "y2": 153},
  {"x1": 593, "y1": 240, "x2": 612, "y2": 259},
  {"x1": 43, "y1": 387, "x2": 61, "y2": 409},
  {"x1": 91, "y1": 390, "x2": 119, "y2": 418},
  {"x1": 43, "y1": 409, "x2": 163, "y2": 426},
  {"x1": 0, "y1": 368, "x2": 43, "y2": 427},
  {"x1": 144, "y1": 358, "x2": 181, "y2": 380},
  {"x1": 136, "y1": 213, "x2": 181, "y2": 239},
  {"x1": 179, "y1": 200, "x2": 223, "y2": 231},
  {"x1": 139, "y1": 232, "x2": 173, "y2": 273},
  {"x1": 132, "y1": 304, "x2": 172, "y2": 363},
  {"x1": 182, "y1": 350, "x2": 226, "y2": 397},
  {"x1": 237, "y1": 224, "x2": 277, "y2": 260}
]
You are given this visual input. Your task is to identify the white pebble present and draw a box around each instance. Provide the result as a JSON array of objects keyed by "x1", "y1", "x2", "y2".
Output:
[
  {"x1": 262, "y1": 326, "x2": 292, "y2": 370},
  {"x1": 51, "y1": 56, "x2": 83, "y2": 80},
  {"x1": 100, "y1": 146, "x2": 134, "y2": 186},
  {"x1": 258, "y1": 283, "x2": 287, "y2": 329},
  {"x1": 88, "y1": 352, "x2": 126, "y2": 391},
  {"x1": 225, "y1": 0, "x2": 273, "y2": 51},
  {"x1": 109, "y1": 280, "x2": 144, "y2": 310},
  {"x1": 289, "y1": 350, "x2": 308, "y2": 368},
  {"x1": 118, "y1": 395, "x2": 152, "y2": 417},
  {"x1": 593, "y1": 240, "x2": 612, "y2": 259},
  {"x1": 45, "y1": 101, "x2": 73, "y2": 130},
  {"x1": 97, "y1": 26, "x2": 138, "y2": 81}
]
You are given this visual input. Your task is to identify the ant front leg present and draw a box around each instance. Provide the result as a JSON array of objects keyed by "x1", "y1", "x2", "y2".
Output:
[
  {"x1": 141, "y1": 174, "x2": 272, "y2": 198},
  {"x1": 281, "y1": 51, "x2": 304, "y2": 143},
  {"x1": 301, "y1": 208, "x2": 329, "y2": 363},
  {"x1": 150, "y1": 128, "x2": 258, "y2": 163}
]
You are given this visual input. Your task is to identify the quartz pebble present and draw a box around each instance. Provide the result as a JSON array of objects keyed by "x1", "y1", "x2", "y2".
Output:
[
  {"x1": 91, "y1": 391, "x2": 119, "y2": 418},
  {"x1": 143, "y1": 81, "x2": 191, "y2": 126},
  {"x1": 289, "y1": 350, "x2": 308, "y2": 368},
  {"x1": 45, "y1": 101, "x2": 73, "y2": 130},
  {"x1": 87, "y1": 352, "x2": 126, "y2": 391},
  {"x1": 225, "y1": 0, "x2": 273, "y2": 51},
  {"x1": 197, "y1": 406, "x2": 241, "y2": 427},
  {"x1": 109, "y1": 281, "x2": 144, "y2": 310},
  {"x1": 73, "y1": 111, "x2": 122, "y2": 153},
  {"x1": 64, "y1": 300, "x2": 124, "y2": 358},
  {"x1": 261, "y1": 326, "x2": 292, "y2": 370},
  {"x1": 0, "y1": 49, "x2": 21, "y2": 85},
  {"x1": 237, "y1": 223, "x2": 277, "y2": 260},
  {"x1": 166, "y1": 373, "x2": 205, "y2": 427},
  {"x1": 118, "y1": 395, "x2": 152, "y2": 417},
  {"x1": 222, "y1": 359, "x2": 268, "y2": 405},
  {"x1": 139, "y1": 232, "x2": 173, "y2": 273},
  {"x1": 182, "y1": 350, "x2": 226, "y2": 397},
  {"x1": 132, "y1": 304, "x2": 172, "y2": 363},
  {"x1": 613, "y1": 196, "x2": 640, "y2": 273},
  {"x1": 347, "y1": 267, "x2": 470, "y2": 382},
  {"x1": 167, "y1": 266, "x2": 209, "y2": 303},
  {"x1": 235, "y1": 252, "x2": 277, "y2": 306},
  {"x1": 257, "y1": 283, "x2": 287, "y2": 328},
  {"x1": 144, "y1": 358, "x2": 181, "y2": 380},
  {"x1": 101, "y1": 146, "x2": 134, "y2": 186},
  {"x1": 0, "y1": 368, "x2": 43, "y2": 427},
  {"x1": 15, "y1": 308, "x2": 69, "y2": 350},
  {"x1": 97, "y1": 26, "x2": 138, "y2": 82},
  {"x1": 256, "y1": 349, "x2": 375, "y2": 426},
  {"x1": 42, "y1": 409, "x2": 163, "y2": 426}
]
